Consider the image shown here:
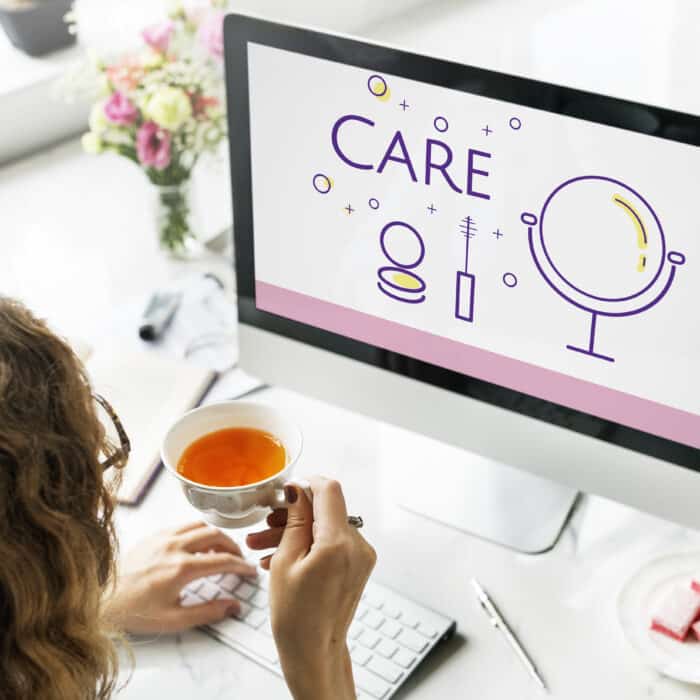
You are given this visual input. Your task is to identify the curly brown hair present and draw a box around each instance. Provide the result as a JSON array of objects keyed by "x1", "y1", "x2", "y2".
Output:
[{"x1": 0, "y1": 297, "x2": 124, "y2": 699}]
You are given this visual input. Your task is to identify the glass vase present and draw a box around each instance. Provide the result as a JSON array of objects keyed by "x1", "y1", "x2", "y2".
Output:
[{"x1": 153, "y1": 181, "x2": 203, "y2": 259}]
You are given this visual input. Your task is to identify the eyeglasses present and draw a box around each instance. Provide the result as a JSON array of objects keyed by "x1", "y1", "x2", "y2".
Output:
[{"x1": 93, "y1": 393, "x2": 131, "y2": 470}]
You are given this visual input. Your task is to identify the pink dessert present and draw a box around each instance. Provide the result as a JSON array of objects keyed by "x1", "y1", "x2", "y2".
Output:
[
  {"x1": 692, "y1": 620, "x2": 700, "y2": 641},
  {"x1": 650, "y1": 584, "x2": 700, "y2": 641}
]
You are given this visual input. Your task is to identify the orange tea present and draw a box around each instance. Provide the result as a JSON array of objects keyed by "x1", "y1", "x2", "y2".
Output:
[{"x1": 177, "y1": 427, "x2": 286, "y2": 487}]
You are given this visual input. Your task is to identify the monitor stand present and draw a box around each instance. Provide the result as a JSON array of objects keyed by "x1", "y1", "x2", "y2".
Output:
[{"x1": 381, "y1": 426, "x2": 579, "y2": 554}]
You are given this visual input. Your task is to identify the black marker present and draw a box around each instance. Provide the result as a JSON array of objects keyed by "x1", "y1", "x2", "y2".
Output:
[{"x1": 139, "y1": 291, "x2": 182, "y2": 341}]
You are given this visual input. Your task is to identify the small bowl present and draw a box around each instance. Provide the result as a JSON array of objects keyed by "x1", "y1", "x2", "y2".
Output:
[{"x1": 161, "y1": 400, "x2": 303, "y2": 528}]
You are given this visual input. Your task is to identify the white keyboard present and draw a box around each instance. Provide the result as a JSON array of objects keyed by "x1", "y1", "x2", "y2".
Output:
[{"x1": 181, "y1": 571, "x2": 456, "y2": 699}]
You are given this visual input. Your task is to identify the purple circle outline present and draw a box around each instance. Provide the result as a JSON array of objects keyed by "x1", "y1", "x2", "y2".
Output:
[
  {"x1": 367, "y1": 74, "x2": 388, "y2": 98},
  {"x1": 377, "y1": 281, "x2": 426, "y2": 304},
  {"x1": 668, "y1": 251, "x2": 686, "y2": 265},
  {"x1": 433, "y1": 116, "x2": 449, "y2": 133},
  {"x1": 369, "y1": 198, "x2": 380, "y2": 210},
  {"x1": 502, "y1": 273, "x2": 518, "y2": 288},
  {"x1": 312, "y1": 173, "x2": 332, "y2": 194},
  {"x1": 378, "y1": 266, "x2": 427, "y2": 293},
  {"x1": 380, "y1": 220, "x2": 425, "y2": 269},
  {"x1": 509, "y1": 117, "x2": 522, "y2": 130},
  {"x1": 539, "y1": 175, "x2": 666, "y2": 303}
]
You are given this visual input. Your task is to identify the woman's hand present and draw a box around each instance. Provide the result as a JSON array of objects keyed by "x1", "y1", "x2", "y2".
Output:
[
  {"x1": 105, "y1": 521, "x2": 257, "y2": 634},
  {"x1": 247, "y1": 477, "x2": 376, "y2": 700}
]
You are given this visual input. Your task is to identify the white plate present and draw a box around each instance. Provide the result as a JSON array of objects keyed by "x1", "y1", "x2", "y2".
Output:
[{"x1": 618, "y1": 552, "x2": 700, "y2": 683}]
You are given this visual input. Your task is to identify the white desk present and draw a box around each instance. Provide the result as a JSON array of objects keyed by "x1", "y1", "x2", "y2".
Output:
[{"x1": 3, "y1": 135, "x2": 700, "y2": 700}]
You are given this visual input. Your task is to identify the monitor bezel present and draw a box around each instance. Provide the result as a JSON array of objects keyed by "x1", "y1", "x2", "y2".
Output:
[{"x1": 224, "y1": 13, "x2": 699, "y2": 472}]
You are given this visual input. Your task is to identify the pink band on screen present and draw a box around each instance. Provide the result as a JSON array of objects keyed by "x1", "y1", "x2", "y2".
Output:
[{"x1": 256, "y1": 281, "x2": 700, "y2": 449}]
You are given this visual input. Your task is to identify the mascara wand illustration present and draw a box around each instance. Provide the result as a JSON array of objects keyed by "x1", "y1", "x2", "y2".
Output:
[{"x1": 455, "y1": 216, "x2": 477, "y2": 322}]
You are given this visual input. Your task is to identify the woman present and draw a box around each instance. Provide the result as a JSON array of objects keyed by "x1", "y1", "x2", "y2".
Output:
[{"x1": 0, "y1": 297, "x2": 376, "y2": 700}]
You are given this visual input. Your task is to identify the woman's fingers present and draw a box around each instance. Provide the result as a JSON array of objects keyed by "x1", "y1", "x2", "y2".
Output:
[
  {"x1": 173, "y1": 520, "x2": 209, "y2": 535},
  {"x1": 176, "y1": 525, "x2": 243, "y2": 557},
  {"x1": 246, "y1": 527, "x2": 284, "y2": 551},
  {"x1": 178, "y1": 551, "x2": 257, "y2": 584},
  {"x1": 259, "y1": 554, "x2": 272, "y2": 571},
  {"x1": 267, "y1": 509, "x2": 287, "y2": 528},
  {"x1": 275, "y1": 484, "x2": 314, "y2": 565},
  {"x1": 308, "y1": 476, "x2": 348, "y2": 538},
  {"x1": 169, "y1": 597, "x2": 241, "y2": 631}
]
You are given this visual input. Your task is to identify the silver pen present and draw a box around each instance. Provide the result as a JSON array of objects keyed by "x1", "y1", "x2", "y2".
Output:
[{"x1": 471, "y1": 578, "x2": 548, "y2": 692}]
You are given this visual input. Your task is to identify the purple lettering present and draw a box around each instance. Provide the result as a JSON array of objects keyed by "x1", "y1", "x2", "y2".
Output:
[
  {"x1": 425, "y1": 139, "x2": 463, "y2": 194},
  {"x1": 467, "y1": 149, "x2": 491, "y2": 200},
  {"x1": 377, "y1": 130, "x2": 418, "y2": 182},
  {"x1": 331, "y1": 114, "x2": 374, "y2": 170}
]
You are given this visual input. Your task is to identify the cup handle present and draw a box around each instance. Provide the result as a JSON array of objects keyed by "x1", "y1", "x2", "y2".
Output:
[{"x1": 271, "y1": 487, "x2": 287, "y2": 509}]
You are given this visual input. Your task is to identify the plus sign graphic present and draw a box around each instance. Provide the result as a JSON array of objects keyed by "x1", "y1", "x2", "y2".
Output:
[
  {"x1": 481, "y1": 125, "x2": 493, "y2": 136},
  {"x1": 427, "y1": 203, "x2": 437, "y2": 214},
  {"x1": 492, "y1": 228, "x2": 503, "y2": 240},
  {"x1": 344, "y1": 203, "x2": 355, "y2": 215},
  {"x1": 399, "y1": 99, "x2": 410, "y2": 111}
]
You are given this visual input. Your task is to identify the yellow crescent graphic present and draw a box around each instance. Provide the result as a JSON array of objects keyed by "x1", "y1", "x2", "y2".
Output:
[{"x1": 612, "y1": 194, "x2": 648, "y2": 272}]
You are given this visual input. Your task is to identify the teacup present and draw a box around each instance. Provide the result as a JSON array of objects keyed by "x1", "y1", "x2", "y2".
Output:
[{"x1": 161, "y1": 400, "x2": 303, "y2": 528}]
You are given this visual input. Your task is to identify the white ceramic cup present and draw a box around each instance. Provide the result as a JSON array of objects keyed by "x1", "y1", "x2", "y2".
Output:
[{"x1": 161, "y1": 400, "x2": 303, "y2": 528}]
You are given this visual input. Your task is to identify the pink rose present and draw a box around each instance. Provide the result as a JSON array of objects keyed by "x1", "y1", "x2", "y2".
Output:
[
  {"x1": 106, "y1": 57, "x2": 144, "y2": 92},
  {"x1": 142, "y1": 20, "x2": 175, "y2": 53},
  {"x1": 103, "y1": 91, "x2": 138, "y2": 126},
  {"x1": 192, "y1": 94, "x2": 219, "y2": 117},
  {"x1": 197, "y1": 9, "x2": 224, "y2": 59},
  {"x1": 136, "y1": 121, "x2": 171, "y2": 170}
]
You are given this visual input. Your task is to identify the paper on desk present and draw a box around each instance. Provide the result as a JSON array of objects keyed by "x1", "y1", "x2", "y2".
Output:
[{"x1": 88, "y1": 348, "x2": 216, "y2": 505}]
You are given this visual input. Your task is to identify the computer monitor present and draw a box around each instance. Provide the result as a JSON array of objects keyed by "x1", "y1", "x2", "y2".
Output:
[{"x1": 224, "y1": 13, "x2": 700, "y2": 552}]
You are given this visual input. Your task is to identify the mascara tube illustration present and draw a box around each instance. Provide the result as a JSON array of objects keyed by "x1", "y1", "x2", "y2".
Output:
[{"x1": 455, "y1": 216, "x2": 477, "y2": 322}]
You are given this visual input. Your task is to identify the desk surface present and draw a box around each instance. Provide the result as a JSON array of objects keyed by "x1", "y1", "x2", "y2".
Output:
[{"x1": 3, "y1": 139, "x2": 700, "y2": 700}]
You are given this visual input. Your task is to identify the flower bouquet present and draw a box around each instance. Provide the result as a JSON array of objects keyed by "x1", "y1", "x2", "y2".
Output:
[{"x1": 78, "y1": 1, "x2": 228, "y2": 256}]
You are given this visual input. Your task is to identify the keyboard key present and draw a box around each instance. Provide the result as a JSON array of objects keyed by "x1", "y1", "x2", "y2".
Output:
[
  {"x1": 234, "y1": 601, "x2": 252, "y2": 620},
  {"x1": 208, "y1": 573, "x2": 224, "y2": 583},
  {"x1": 199, "y1": 581, "x2": 221, "y2": 600},
  {"x1": 348, "y1": 622, "x2": 363, "y2": 640},
  {"x1": 353, "y1": 666, "x2": 391, "y2": 699},
  {"x1": 392, "y1": 649, "x2": 416, "y2": 669},
  {"x1": 180, "y1": 593, "x2": 204, "y2": 607},
  {"x1": 397, "y1": 628, "x2": 428, "y2": 654},
  {"x1": 219, "y1": 574, "x2": 241, "y2": 593},
  {"x1": 417, "y1": 622, "x2": 437, "y2": 639},
  {"x1": 364, "y1": 611, "x2": 384, "y2": 631},
  {"x1": 261, "y1": 618, "x2": 274, "y2": 637},
  {"x1": 246, "y1": 608, "x2": 267, "y2": 629},
  {"x1": 236, "y1": 582, "x2": 257, "y2": 601},
  {"x1": 350, "y1": 646, "x2": 372, "y2": 666},
  {"x1": 379, "y1": 620, "x2": 401, "y2": 639},
  {"x1": 216, "y1": 590, "x2": 236, "y2": 601},
  {"x1": 359, "y1": 630, "x2": 381, "y2": 649},
  {"x1": 383, "y1": 604, "x2": 401, "y2": 619},
  {"x1": 376, "y1": 639, "x2": 398, "y2": 659},
  {"x1": 214, "y1": 618, "x2": 279, "y2": 664},
  {"x1": 250, "y1": 590, "x2": 269, "y2": 608},
  {"x1": 257, "y1": 573, "x2": 270, "y2": 590},
  {"x1": 367, "y1": 656, "x2": 404, "y2": 684},
  {"x1": 355, "y1": 604, "x2": 369, "y2": 621},
  {"x1": 365, "y1": 591, "x2": 385, "y2": 610},
  {"x1": 187, "y1": 578, "x2": 205, "y2": 594},
  {"x1": 399, "y1": 612, "x2": 419, "y2": 629}
]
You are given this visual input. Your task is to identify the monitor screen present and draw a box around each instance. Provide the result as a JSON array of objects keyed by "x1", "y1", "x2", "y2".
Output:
[{"x1": 226, "y1": 16, "x2": 700, "y2": 470}]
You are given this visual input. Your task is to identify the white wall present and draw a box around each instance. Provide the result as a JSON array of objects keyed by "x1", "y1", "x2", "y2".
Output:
[{"x1": 0, "y1": 0, "x2": 435, "y2": 165}]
